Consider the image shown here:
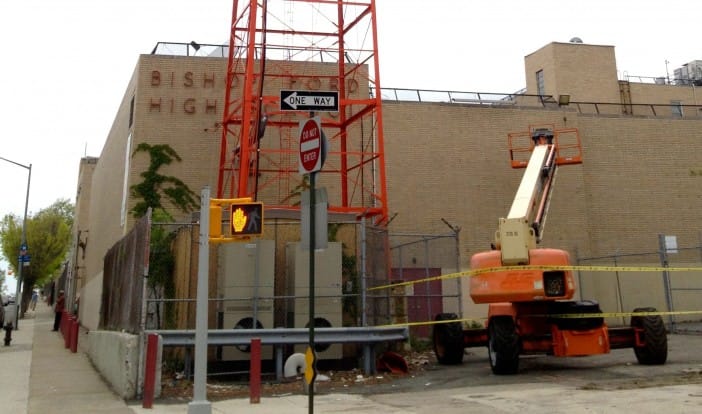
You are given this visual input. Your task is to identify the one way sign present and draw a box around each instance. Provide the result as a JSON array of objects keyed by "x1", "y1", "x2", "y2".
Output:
[{"x1": 280, "y1": 90, "x2": 339, "y2": 112}]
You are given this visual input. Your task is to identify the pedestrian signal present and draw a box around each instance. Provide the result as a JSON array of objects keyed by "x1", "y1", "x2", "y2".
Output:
[{"x1": 230, "y1": 202, "x2": 264, "y2": 236}]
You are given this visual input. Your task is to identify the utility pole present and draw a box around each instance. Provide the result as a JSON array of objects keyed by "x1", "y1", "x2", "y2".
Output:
[{"x1": 0, "y1": 156, "x2": 31, "y2": 330}]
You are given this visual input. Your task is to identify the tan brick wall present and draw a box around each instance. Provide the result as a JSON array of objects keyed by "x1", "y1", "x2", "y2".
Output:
[
  {"x1": 628, "y1": 83, "x2": 696, "y2": 104},
  {"x1": 525, "y1": 42, "x2": 621, "y2": 106},
  {"x1": 383, "y1": 101, "x2": 702, "y2": 262},
  {"x1": 72, "y1": 157, "x2": 97, "y2": 296},
  {"x1": 78, "y1": 48, "x2": 702, "y2": 327},
  {"x1": 83, "y1": 66, "x2": 138, "y2": 294}
]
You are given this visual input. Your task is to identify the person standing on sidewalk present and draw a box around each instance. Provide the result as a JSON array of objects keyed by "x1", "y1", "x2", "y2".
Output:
[
  {"x1": 52, "y1": 290, "x2": 65, "y2": 331},
  {"x1": 30, "y1": 290, "x2": 38, "y2": 311}
]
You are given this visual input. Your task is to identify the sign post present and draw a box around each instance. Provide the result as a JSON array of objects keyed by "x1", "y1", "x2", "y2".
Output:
[
  {"x1": 298, "y1": 114, "x2": 327, "y2": 414},
  {"x1": 189, "y1": 187, "x2": 212, "y2": 414}
]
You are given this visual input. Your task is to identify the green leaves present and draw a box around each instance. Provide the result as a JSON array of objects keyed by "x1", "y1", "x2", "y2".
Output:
[
  {"x1": 0, "y1": 199, "x2": 74, "y2": 312},
  {"x1": 130, "y1": 143, "x2": 199, "y2": 219}
]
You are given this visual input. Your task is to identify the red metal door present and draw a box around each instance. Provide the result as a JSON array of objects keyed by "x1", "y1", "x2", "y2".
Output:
[{"x1": 391, "y1": 268, "x2": 443, "y2": 339}]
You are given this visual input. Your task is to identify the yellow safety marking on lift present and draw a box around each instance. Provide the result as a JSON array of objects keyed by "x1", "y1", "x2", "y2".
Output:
[
  {"x1": 379, "y1": 317, "x2": 487, "y2": 329},
  {"x1": 369, "y1": 264, "x2": 702, "y2": 292},
  {"x1": 378, "y1": 310, "x2": 702, "y2": 328}
]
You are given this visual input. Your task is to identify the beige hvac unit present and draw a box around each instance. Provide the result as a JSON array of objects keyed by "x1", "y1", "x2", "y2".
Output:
[
  {"x1": 218, "y1": 239, "x2": 275, "y2": 361},
  {"x1": 286, "y1": 242, "x2": 343, "y2": 360}
]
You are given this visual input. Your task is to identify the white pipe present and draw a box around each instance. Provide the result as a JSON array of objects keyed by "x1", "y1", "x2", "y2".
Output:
[{"x1": 284, "y1": 353, "x2": 306, "y2": 377}]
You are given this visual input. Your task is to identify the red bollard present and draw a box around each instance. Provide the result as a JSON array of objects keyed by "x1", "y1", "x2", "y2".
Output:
[
  {"x1": 64, "y1": 314, "x2": 72, "y2": 349},
  {"x1": 70, "y1": 318, "x2": 79, "y2": 353},
  {"x1": 250, "y1": 338, "x2": 261, "y2": 404},
  {"x1": 60, "y1": 311, "x2": 67, "y2": 337},
  {"x1": 142, "y1": 333, "x2": 159, "y2": 409}
]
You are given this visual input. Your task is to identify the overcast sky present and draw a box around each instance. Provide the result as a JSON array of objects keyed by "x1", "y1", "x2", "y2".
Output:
[{"x1": 1, "y1": 0, "x2": 700, "y2": 293}]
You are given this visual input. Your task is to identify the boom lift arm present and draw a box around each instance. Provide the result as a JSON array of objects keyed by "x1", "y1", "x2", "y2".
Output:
[
  {"x1": 470, "y1": 125, "x2": 582, "y2": 304},
  {"x1": 496, "y1": 128, "x2": 559, "y2": 265}
]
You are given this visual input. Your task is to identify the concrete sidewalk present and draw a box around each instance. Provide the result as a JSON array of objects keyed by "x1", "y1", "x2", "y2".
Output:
[
  {"x1": 0, "y1": 303, "x2": 133, "y2": 413},
  {"x1": 0, "y1": 305, "x2": 33, "y2": 412}
]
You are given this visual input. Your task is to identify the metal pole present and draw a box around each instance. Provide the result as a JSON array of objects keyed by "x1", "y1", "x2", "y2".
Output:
[
  {"x1": 360, "y1": 215, "x2": 367, "y2": 327},
  {"x1": 658, "y1": 234, "x2": 675, "y2": 331},
  {"x1": 15, "y1": 164, "x2": 30, "y2": 330},
  {"x1": 453, "y1": 228, "x2": 462, "y2": 317},
  {"x1": 252, "y1": 242, "x2": 259, "y2": 325},
  {"x1": 308, "y1": 171, "x2": 316, "y2": 413},
  {"x1": 188, "y1": 187, "x2": 212, "y2": 414},
  {"x1": 137, "y1": 208, "x2": 153, "y2": 398},
  {"x1": 441, "y1": 218, "x2": 462, "y2": 317},
  {"x1": 613, "y1": 252, "x2": 625, "y2": 326},
  {"x1": 424, "y1": 238, "x2": 431, "y2": 321},
  {"x1": 0, "y1": 156, "x2": 32, "y2": 331},
  {"x1": 575, "y1": 248, "x2": 584, "y2": 301}
]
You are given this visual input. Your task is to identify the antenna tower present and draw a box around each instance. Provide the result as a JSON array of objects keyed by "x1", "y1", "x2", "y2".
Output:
[{"x1": 217, "y1": 0, "x2": 389, "y2": 224}]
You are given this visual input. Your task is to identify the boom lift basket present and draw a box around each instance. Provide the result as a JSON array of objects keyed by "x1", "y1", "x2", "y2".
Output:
[{"x1": 508, "y1": 125, "x2": 582, "y2": 169}]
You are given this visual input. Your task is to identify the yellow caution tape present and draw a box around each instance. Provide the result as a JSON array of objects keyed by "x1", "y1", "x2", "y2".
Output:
[
  {"x1": 369, "y1": 264, "x2": 702, "y2": 292},
  {"x1": 379, "y1": 310, "x2": 702, "y2": 328},
  {"x1": 380, "y1": 317, "x2": 486, "y2": 329}
]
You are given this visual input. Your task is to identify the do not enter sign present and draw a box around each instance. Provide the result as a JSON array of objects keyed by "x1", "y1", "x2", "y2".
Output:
[{"x1": 299, "y1": 117, "x2": 323, "y2": 174}]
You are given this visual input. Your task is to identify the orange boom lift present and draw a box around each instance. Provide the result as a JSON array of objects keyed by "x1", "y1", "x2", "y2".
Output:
[{"x1": 433, "y1": 125, "x2": 668, "y2": 374}]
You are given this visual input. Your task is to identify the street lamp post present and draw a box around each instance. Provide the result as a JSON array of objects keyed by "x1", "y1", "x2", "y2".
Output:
[{"x1": 0, "y1": 156, "x2": 32, "y2": 330}]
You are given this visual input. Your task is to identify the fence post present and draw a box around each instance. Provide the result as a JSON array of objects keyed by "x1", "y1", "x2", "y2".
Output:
[
  {"x1": 360, "y1": 216, "x2": 367, "y2": 327},
  {"x1": 142, "y1": 333, "x2": 159, "y2": 409},
  {"x1": 453, "y1": 225, "x2": 462, "y2": 318},
  {"x1": 574, "y1": 248, "x2": 583, "y2": 301},
  {"x1": 424, "y1": 238, "x2": 432, "y2": 321},
  {"x1": 613, "y1": 252, "x2": 626, "y2": 326},
  {"x1": 658, "y1": 234, "x2": 676, "y2": 331}
]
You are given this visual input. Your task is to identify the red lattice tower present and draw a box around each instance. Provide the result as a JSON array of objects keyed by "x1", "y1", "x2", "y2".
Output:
[{"x1": 217, "y1": 0, "x2": 389, "y2": 224}]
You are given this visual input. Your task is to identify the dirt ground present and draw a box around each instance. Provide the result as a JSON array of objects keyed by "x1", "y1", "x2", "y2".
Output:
[
  {"x1": 159, "y1": 331, "x2": 702, "y2": 403},
  {"x1": 159, "y1": 349, "x2": 435, "y2": 402}
]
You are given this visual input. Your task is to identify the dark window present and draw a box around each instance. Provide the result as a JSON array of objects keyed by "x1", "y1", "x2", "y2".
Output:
[
  {"x1": 129, "y1": 95, "x2": 135, "y2": 127},
  {"x1": 536, "y1": 70, "x2": 545, "y2": 96},
  {"x1": 671, "y1": 100, "x2": 683, "y2": 118}
]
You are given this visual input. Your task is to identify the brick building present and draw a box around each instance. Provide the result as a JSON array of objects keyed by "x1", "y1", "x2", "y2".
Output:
[{"x1": 72, "y1": 40, "x2": 702, "y2": 331}]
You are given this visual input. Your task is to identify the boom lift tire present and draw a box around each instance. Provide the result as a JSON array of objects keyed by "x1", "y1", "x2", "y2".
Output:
[
  {"x1": 433, "y1": 313, "x2": 464, "y2": 365},
  {"x1": 631, "y1": 307, "x2": 668, "y2": 365},
  {"x1": 548, "y1": 300, "x2": 604, "y2": 330},
  {"x1": 488, "y1": 316, "x2": 520, "y2": 375}
]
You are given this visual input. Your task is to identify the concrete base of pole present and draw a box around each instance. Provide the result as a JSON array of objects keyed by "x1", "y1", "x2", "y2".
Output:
[{"x1": 187, "y1": 400, "x2": 212, "y2": 414}]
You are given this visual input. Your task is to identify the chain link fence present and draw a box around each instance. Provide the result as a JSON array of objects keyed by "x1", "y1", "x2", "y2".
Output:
[
  {"x1": 139, "y1": 215, "x2": 461, "y2": 345},
  {"x1": 577, "y1": 234, "x2": 702, "y2": 333},
  {"x1": 385, "y1": 224, "x2": 461, "y2": 339}
]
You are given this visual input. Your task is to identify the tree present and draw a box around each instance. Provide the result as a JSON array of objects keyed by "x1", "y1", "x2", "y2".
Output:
[
  {"x1": 130, "y1": 143, "x2": 199, "y2": 219},
  {"x1": 0, "y1": 199, "x2": 74, "y2": 316},
  {"x1": 147, "y1": 208, "x2": 176, "y2": 329},
  {"x1": 0, "y1": 268, "x2": 6, "y2": 294},
  {"x1": 130, "y1": 143, "x2": 198, "y2": 328}
]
